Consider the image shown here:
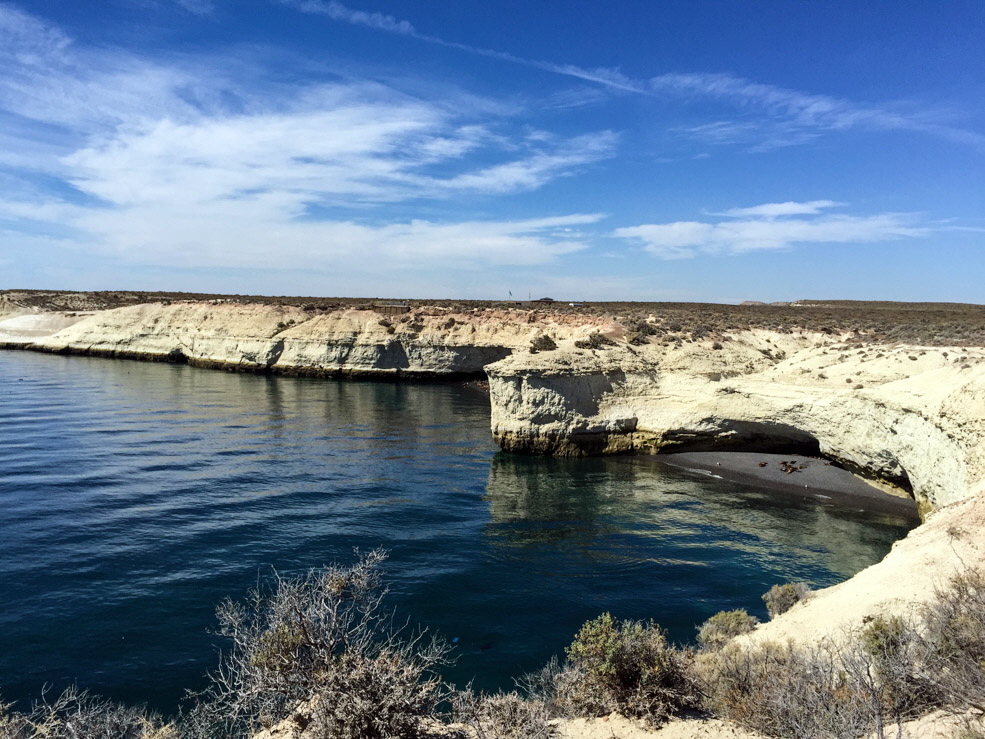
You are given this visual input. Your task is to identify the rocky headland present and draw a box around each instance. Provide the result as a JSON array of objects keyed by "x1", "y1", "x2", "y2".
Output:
[
  {"x1": 3, "y1": 290, "x2": 985, "y2": 737},
  {"x1": 0, "y1": 295, "x2": 610, "y2": 378}
]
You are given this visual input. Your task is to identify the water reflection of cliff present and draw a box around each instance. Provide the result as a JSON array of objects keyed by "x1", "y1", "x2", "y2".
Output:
[
  {"x1": 483, "y1": 454, "x2": 916, "y2": 583},
  {"x1": 65, "y1": 356, "x2": 495, "y2": 463}
]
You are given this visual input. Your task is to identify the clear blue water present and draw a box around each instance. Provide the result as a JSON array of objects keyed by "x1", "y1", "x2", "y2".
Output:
[{"x1": 0, "y1": 350, "x2": 915, "y2": 715}]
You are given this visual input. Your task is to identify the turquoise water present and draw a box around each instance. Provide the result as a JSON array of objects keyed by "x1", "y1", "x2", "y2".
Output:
[{"x1": 0, "y1": 350, "x2": 915, "y2": 715}]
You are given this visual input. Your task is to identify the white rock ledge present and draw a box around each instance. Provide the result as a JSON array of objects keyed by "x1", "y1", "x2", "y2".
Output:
[{"x1": 2, "y1": 301, "x2": 604, "y2": 380}]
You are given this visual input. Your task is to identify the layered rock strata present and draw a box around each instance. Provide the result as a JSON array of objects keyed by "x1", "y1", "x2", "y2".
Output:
[{"x1": 1, "y1": 301, "x2": 606, "y2": 379}]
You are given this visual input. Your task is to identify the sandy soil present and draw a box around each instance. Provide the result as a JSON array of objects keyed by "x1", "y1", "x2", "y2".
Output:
[
  {"x1": 556, "y1": 709, "x2": 980, "y2": 738},
  {"x1": 658, "y1": 452, "x2": 919, "y2": 518},
  {"x1": 557, "y1": 715, "x2": 763, "y2": 738},
  {"x1": 0, "y1": 311, "x2": 92, "y2": 343}
]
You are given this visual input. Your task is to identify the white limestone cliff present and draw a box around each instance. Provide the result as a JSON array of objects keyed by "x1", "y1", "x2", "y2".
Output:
[
  {"x1": 487, "y1": 332, "x2": 985, "y2": 513},
  {"x1": 6, "y1": 301, "x2": 605, "y2": 378}
]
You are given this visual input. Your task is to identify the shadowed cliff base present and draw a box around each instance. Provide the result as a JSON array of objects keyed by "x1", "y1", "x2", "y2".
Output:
[{"x1": 13, "y1": 342, "x2": 492, "y2": 381}]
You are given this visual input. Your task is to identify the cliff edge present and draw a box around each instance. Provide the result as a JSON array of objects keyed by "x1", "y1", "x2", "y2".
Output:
[{"x1": 0, "y1": 300, "x2": 610, "y2": 379}]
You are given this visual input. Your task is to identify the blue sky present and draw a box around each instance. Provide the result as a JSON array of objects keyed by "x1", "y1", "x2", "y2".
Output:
[{"x1": 1, "y1": 1, "x2": 983, "y2": 302}]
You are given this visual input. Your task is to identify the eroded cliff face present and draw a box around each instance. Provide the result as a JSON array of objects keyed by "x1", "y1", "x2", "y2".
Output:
[
  {"x1": 3, "y1": 301, "x2": 608, "y2": 379},
  {"x1": 487, "y1": 332, "x2": 985, "y2": 513}
]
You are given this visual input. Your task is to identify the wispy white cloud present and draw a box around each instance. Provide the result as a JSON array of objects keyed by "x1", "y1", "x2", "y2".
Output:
[
  {"x1": 281, "y1": 0, "x2": 648, "y2": 95},
  {"x1": 280, "y1": 2, "x2": 985, "y2": 153},
  {"x1": 614, "y1": 201, "x2": 928, "y2": 259},
  {"x1": 0, "y1": 4, "x2": 208, "y2": 141},
  {"x1": 60, "y1": 87, "x2": 616, "y2": 209},
  {"x1": 72, "y1": 205, "x2": 601, "y2": 270},
  {"x1": 649, "y1": 72, "x2": 985, "y2": 151},
  {"x1": 717, "y1": 200, "x2": 845, "y2": 218},
  {"x1": 119, "y1": 0, "x2": 216, "y2": 15},
  {"x1": 0, "y1": 3, "x2": 616, "y2": 204},
  {"x1": 0, "y1": 4, "x2": 618, "y2": 279},
  {"x1": 174, "y1": 0, "x2": 215, "y2": 15},
  {"x1": 287, "y1": 0, "x2": 414, "y2": 34},
  {"x1": 55, "y1": 98, "x2": 611, "y2": 269},
  {"x1": 0, "y1": 3, "x2": 71, "y2": 62}
]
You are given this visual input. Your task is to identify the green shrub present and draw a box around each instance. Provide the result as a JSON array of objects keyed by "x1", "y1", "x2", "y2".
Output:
[
  {"x1": 762, "y1": 582, "x2": 812, "y2": 619},
  {"x1": 574, "y1": 332, "x2": 615, "y2": 350},
  {"x1": 548, "y1": 613, "x2": 697, "y2": 726},
  {"x1": 696, "y1": 609, "x2": 759, "y2": 650},
  {"x1": 530, "y1": 334, "x2": 557, "y2": 353}
]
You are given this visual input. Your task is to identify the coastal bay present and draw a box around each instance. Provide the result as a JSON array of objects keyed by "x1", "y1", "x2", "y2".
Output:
[{"x1": 2, "y1": 291, "x2": 984, "y2": 736}]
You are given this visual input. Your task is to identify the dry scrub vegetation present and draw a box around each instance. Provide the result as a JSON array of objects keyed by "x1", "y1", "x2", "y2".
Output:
[
  {"x1": 4, "y1": 290, "x2": 985, "y2": 346},
  {"x1": 2, "y1": 551, "x2": 985, "y2": 738}
]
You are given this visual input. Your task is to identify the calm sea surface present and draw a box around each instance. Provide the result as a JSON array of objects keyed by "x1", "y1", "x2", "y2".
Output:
[{"x1": 0, "y1": 350, "x2": 915, "y2": 714}]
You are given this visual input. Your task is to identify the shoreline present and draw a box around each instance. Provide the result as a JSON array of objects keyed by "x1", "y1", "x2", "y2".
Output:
[
  {"x1": 0, "y1": 342, "x2": 489, "y2": 383},
  {"x1": 655, "y1": 451, "x2": 919, "y2": 518}
]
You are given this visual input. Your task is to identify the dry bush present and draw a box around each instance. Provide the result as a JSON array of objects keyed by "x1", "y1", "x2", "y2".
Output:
[
  {"x1": 920, "y1": 568, "x2": 985, "y2": 713},
  {"x1": 451, "y1": 690, "x2": 556, "y2": 739},
  {"x1": 624, "y1": 319, "x2": 658, "y2": 346},
  {"x1": 179, "y1": 549, "x2": 453, "y2": 739},
  {"x1": 574, "y1": 332, "x2": 615, "y2": 350},
  {"x1": 696, "y1": 614, "x2": 945, "y2": 738},
  {"x1": 530, "y1": 335, "x2": 557, "y2": 353},
  {"x1": 856, "y1": 616, "x2": 940, "y2": 718},
  {"x1": 696, "y1": 639, "x2": 876, "y2": 738},
  {"x1": 0, "y1": 685, "x2": 172, "y2": 739},
  {"x1": 762, "y1": 582, "x2": 812, "y2": 619},
  {"x1": 690, "y1": 325, "x2": 711, "y2": 340},
  {"x1": 539, "y1": 613, "x2": 697, "y2": 727},
  {"x1": 694, "y1": 570, "x2": 985, "y2": 737},
  {"x1": 952, "y1": 717, "x2": 985, "y2": 739},
  {"x1": 841, "y1": 615, "x2": 942, "y2": 737},
  {"x1": 696, "y1": 609, "x2": 759, "y2": 651}
]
